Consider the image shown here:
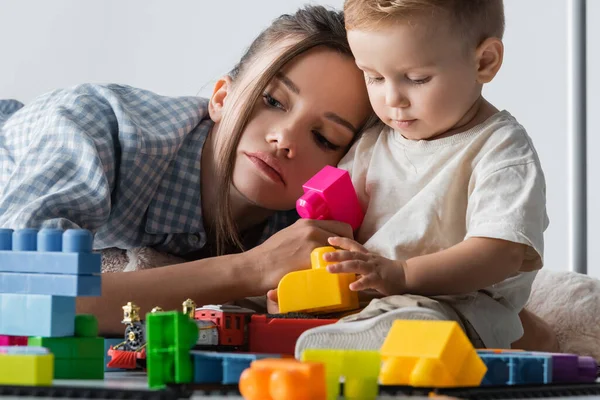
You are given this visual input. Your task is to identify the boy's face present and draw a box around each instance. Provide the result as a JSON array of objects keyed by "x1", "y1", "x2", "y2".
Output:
[{"x1": 348, "y1": 17, "x2": 482, "y2": 140}]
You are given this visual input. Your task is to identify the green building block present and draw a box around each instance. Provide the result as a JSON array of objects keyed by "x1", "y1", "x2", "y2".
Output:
[
  {"x1": 54, "y1": 358, "x2": 104, "y2": 380},
  {"x1": 28, "y1": 337, "x2": 104, "y2": 359},
  {"x1": 302, "y1": 349, "x2": 380, "y2": 400},
  {"x1": 145, "y1": 311, "x2": 198, "y2": 389},
  {"x1": 74, "y1": 314, "x2": 99, "y2": 337}
]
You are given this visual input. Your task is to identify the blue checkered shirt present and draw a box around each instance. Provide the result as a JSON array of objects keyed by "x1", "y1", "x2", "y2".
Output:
[{"x1": 0, "y1": 84, "x2": 298, "y2": 256}]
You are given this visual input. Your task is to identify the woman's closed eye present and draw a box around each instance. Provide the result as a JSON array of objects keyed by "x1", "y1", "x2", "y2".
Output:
[
  {"x1": 263, "y1": 92, "x2": 286, "y2": 110},
  {"x1": 312, "y1": 130, "x2": 341, "y2": 151}
]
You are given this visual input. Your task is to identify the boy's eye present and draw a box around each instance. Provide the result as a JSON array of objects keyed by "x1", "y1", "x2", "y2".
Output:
[
  {"x1": 407, "y1": 76, "x2": 431, "y2": 85},
  {"x1": 365, "y1": 76, "x2": 384, "y2": 85},
  {"x1": 312, "y1": 130, "x2": 341, "y2": 151},
  {"x1": 262, "y1": 92, "x2": 285, "y2": 110}
]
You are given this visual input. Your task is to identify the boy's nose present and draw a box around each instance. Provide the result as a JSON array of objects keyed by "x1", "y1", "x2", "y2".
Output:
[{"x1": 385, "y1": 88, "x2": 409, "y2": 108}]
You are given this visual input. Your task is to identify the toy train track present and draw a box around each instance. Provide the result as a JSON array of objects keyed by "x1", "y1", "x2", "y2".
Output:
[
  {"x1": 381, "y1": 382, "x2": 600, "y2": 398},
  {"x1": 170, "y1": 382, "x2": 600, "y2": 399},
  {"x1": 0, "y1": 384, "x2": 184, "y2": 399},
  {"x1": 2, "y1": 382, "x2": 600, "y2": 399}
]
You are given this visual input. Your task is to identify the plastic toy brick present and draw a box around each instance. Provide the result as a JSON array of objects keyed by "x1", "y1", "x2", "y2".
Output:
[
  {"x1": 145, "y1": 311, "x2": 199, "y2": 389},
  {"x1": 239, "y1": 358, "x2": 326, "y2": 400},
  {"x1": 0, "y1": 335, "x2": 27, "y2": 346},
  {"x1": 0, "y1": 346, "x2": 54, "y2": 386},
  {"x1": 74, "y1": 314, "x2": 99, "y2": 337},
  {"x1": 301, "y1": 349, "x2": 380, "y2": 400},
  {"x1": 0, "y1": 228, "x2": 101, "y2": 275},
  {"x1": 0, "y1": 272, "x2": 100, "y2": 296},
  {"x1": 248, "y1": 314, "x2": 336, "y2": 355},
  {"x1": 478, "y1": 353, "x2": 552, "y2": 386},
  {"x1": 477, "y1": 350, "x2": 598, "y2": 384},
  {"x1": 54, "y1": 357, "x2": 104, "y2": 380},
  {"x1": 191, "y1": 351, "x2": 280, "y2": 384},
  {"x1": 277, "y1": 246, "x2": 359, "y2": 314},
  {"x1": 379, "y1": 320, "x2": 487, "y2": 387},
  {"x1": 0, "y1": 293, "x2": 75, "y2": 337},
  {"x1": 28, "y1": 336, "x2": 104, "y2": 359},
  {"x1": 296, "y1": 165, "x2": 364, "y2": 231}
]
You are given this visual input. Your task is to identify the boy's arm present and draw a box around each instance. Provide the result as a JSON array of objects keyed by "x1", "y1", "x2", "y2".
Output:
[{"x1": 403, "y1": 237, "x2": 527, "y2": 296}]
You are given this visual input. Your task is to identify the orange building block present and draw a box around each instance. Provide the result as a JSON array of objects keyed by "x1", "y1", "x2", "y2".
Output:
[
  {"x1": 239, "y1": 358, "x2": 326, "y2": 400},
  {"x1": 379, "y1": 320, "x2": 487, "y2": 388},
  {"x1": 277, "y1": 247, "x2": 359, "y2": 314}
]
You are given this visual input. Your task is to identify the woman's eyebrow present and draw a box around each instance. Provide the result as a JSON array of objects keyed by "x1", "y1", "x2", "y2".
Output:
[
  {"x1": 275, "y1": 72, "x2": 299, "y2": 94},
  {"x1": 324, "y1": 112, "x2": 357, "y2": 135}
]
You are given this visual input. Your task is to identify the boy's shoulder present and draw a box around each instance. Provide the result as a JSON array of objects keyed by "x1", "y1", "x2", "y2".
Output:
[{"x1": 473, "y1": 110, "x2": 543, "y2": 172}]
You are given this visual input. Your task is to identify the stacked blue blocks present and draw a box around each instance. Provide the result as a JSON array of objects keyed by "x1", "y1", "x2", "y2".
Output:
[
  {"x1": 478, "y1": 352, "x2": 552, "y2": 386},
  {"x1": 0, "y1": 228, "x2": 101, "y2": 337},
  {"x1": 191, "y1": 351, "x2": 281, "y2": 384}
]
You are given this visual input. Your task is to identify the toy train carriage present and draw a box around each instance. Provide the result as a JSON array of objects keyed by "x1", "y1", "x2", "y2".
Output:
[{"x1": 193, "y1": 305, "x2": 256, "y2": 349}]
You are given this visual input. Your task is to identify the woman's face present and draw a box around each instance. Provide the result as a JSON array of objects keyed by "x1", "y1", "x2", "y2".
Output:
[{"x1": 233, "y1": 46, "x2": 372, "y2": 211}]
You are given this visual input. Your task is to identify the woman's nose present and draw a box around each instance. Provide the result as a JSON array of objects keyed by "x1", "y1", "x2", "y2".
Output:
[{"x1": 267, "y1": 128, "x2": 296, "y2": 158}]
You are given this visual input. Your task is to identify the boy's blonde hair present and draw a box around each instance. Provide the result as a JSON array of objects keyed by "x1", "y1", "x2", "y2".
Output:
[{"x1": 344, "y1": 0, "x2": 505, "y2": 47}]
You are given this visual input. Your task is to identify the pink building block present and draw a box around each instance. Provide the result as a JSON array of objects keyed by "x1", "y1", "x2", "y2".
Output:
[
  {"x1": 296, "y1": 166, "x2": 364, "y2": 231},
  {"x1": 0, "y1": 335, "x2": 28, "y2": 346}
]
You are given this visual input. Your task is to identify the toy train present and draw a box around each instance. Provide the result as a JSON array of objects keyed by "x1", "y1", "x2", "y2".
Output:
[{"x1": 107, "y1": 300, "x2": 336, "y2": 370}]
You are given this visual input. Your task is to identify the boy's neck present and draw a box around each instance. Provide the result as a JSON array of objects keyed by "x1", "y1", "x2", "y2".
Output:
[{"x1": 433, "y1": 96, "x2": 499, "y2": 140}]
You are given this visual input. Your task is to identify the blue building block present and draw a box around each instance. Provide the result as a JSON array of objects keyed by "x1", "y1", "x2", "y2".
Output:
[
  {"x1": 0, "y1": 293, "x2": 75, "y2": 337},
  {"x1": 104, "y1": 338, "x2": 129, "y2": 372},
  {"x1": 479, "y1": 353, "x2": 552, "y2": 386},
  {"x1": 0, "y1": 272, "x2": 100, "y2": 296},
  {"x1": 191, "y1": 351, "x2": 280, "y2": 384},
  {"x1": 0, "y1": 228, "x2": 100, "y2": 275}
]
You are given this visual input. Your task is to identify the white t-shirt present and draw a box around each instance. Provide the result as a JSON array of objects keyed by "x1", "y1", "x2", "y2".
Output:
[{"x1": 339, "y1": 110, "x2": 549, "y2": 348}]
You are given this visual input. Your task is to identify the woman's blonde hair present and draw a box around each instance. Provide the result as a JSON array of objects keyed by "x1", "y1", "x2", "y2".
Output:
[{"x1": 213, "y1": 5, "x2": 378, "y2": 255}]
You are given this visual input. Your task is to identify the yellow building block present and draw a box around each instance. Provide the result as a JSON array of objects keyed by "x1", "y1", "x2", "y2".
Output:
[
  {"x1": 379, "y1": 320, "x2": 486, "y2": 387},
  {"x1": 301, "y1": 349, "x2": 380, "y2": 400},
  {"x1": 0, "y1": 349, "x2": 54, "y2": 386},
  {"x1": 277, "y1": 247, "x2": 359, "y2": 314}
]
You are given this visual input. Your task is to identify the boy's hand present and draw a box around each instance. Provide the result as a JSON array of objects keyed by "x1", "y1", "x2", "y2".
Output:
[
  {"x1": 324, "y1": 237, "x2": 407, "y2": 296},
  {"x1": 266, "y1": 289, "x2": 279, "y2": 314}
]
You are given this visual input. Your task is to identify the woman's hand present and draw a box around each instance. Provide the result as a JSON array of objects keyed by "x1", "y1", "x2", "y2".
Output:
[{"x1": 247, "y1": 219, "x2": 354, "y2": 293}]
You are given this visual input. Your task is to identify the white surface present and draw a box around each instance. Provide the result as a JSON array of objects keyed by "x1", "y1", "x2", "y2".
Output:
[{"x1": 0, "y1": 0, "x2": 586, "y2": 275}]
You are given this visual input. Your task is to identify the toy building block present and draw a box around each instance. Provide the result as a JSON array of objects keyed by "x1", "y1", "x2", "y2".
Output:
[
  {"x1": 0, "y1": 272, "x2": 100, "y2": 296},
  {"x1": 0, "y1": 228, "x2": 101, "y2": 275},
  {"x1": 0, "y1": 335, "x2": 27, "y2": 346},
  {"x1": 28, "y1": 315, "x2": 105, "y2": 380},
  {"x1": 239, "y1": 358, "x2": 327, "y2": 400},
  {"x1": 191, "y1": 351, "x2": 280, "y2": 384},
  {"x1": 296, "y1": 165, "x2": 364, "y2": 231},
  {"x1": 478, "y1": 350, "x2": 598, "y2": 384},
  {"x1": 0, "y1": 293, "x2": 75, "y2": 337},
  {"x1": 277, "y1": 246, "x2": 359, "y2": 314},
  {"x1": 379, "y1": 320, "x2": 487, "y2": 387},
  {"x1": 478, "y1": 353, "x2": 552, "y2": 386},
  {"x1": 74, "y1": 314, "x2": 99, "y2": 337},
  {"x1": 0, "y1": 346, "x2": 54, "y2": 386},
  {"x1": 145, "y1": 310, "x2": 199, "y2": 389},
  {"x1": 248, "y1": 314, "x2": 336, "y2": 355},
  {"x1": 301, "y1": 349, "x2": 380, "y2": 400}
]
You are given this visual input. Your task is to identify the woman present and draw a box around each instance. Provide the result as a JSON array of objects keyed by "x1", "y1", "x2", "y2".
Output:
[{"x1": 0, "y1": 5, "x2": 375, "y2": 334}]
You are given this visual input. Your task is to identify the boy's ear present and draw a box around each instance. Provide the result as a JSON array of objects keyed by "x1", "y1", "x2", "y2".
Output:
[
  {"x1": 208, "y1": 75, "x2": 233, "y2": 123},
  {"x1": 475, "y1": 37, "x2": 504, "y2": 84}
]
